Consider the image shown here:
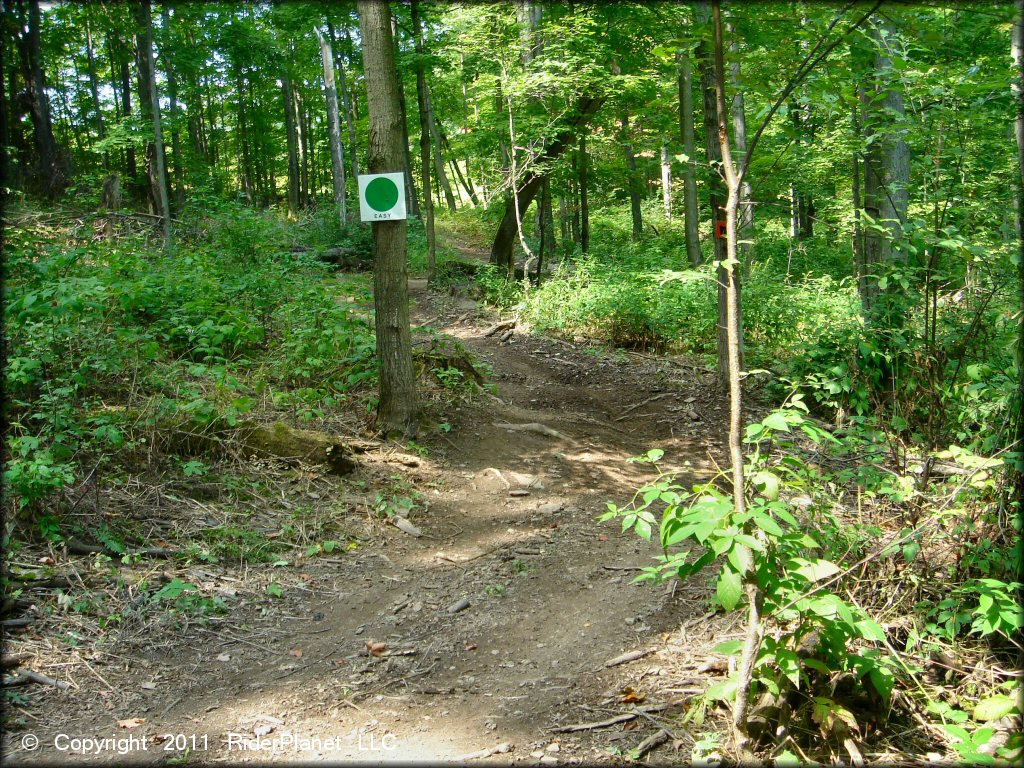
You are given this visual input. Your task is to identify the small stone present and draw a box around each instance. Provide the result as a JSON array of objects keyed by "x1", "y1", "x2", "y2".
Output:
[
  {"x1": 625, "y1": 617, "x2": 636, "y2": 626},
  {"x1": 536, "y1": 502, "x2": 562, "y2": 514},
  {"x1": 547, "y1": 743, "x2": 560, "y2": 752},
  {"x1": 540, "y1": 756, "x2": 558, "y2": 765},
  {"x1": 509, "y1": 490, "x2": 530, "y2": 497},
  {"x1": 530, "y1": 751, "x2": 544, "y2": 759}
]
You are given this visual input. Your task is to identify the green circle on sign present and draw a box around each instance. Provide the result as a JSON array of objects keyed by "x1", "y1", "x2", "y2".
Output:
[{"x1": 366, "y1": 177, "x2": 400, "y2": 212}]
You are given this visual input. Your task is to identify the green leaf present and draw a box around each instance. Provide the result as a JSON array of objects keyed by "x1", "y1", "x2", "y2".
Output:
[
  {"x1": 751, "y1": 471, "x2": 780, "y2": 500},
  {"x1": 727, "y1": 543, "x2": 754, "y2": 576},
  {"x1": 794, "y1": 558, "x2": 842, "y2": 583},
  {"x1": 974, "y1": 694, "x2": 1019, "y2": 722},
  {"x1": 855, "y1": 618, "x2": 887, "y2": 643},
  {"x1": 706, "y1": 676, "x2": 738, "y2": 701},
  {"x1": 713, "y1": 640, "x2": 744, "y2": 655},
  {"x1": 717, "y1": 568, "x2": 743, "y2": 611},
  {"x1": 753, "y1": 512, "x2": 784, "y2": 537},
  {"x1": 762, "y1": 412, "x2": 791, "y2": 432}
]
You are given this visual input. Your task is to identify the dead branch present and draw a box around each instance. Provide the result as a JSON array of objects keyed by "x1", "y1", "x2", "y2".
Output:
[
  {"x1": 614, "y1": 393, "x2": 672, "y2": 421},
  {"x1": 2, "y1": 669, "x2": 71, "y2": 690},
  {"x1": 605, "y1": 649, "x2": 656, "y2": 668}
]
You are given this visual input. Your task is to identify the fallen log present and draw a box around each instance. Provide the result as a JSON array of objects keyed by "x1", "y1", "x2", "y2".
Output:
[
  {"x1": 66, "y1": 539, "x2": 175, "y2": 559},
  {"x1": 144, "y1": 415, "x2": 357, "y2": 475},
  {"x1": 2, "y1": 669, "x2": 71, "y2": 691}
]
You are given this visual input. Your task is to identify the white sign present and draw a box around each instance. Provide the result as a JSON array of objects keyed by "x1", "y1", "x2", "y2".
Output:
[{"x1": 358, "y1": 173, "x2": 407, "y2": 222}]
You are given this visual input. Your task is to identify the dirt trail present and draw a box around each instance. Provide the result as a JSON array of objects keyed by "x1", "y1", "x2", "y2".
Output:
[{"x1": 6, "y1": 276, "x2": 736, "y2": 765}]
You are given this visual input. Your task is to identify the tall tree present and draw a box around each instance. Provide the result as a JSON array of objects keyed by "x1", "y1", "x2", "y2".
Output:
[
  {"x1": 411, "y1": 0, "x2": 436, "y2": 282},
  {"x1": 159, "y1": 7, "x2": 184, "y2": 211},
  {"x1": 859, "y1": 16, "x2": 910, "y2": 314},
  {"x1": 727, "y1": 28, "x2": 754, "y2": 270},
  {"x1": 282, "y1": 70, "x2": 300, "y2": 217},
  {"x1": 489, "y1": 96, "x2": 605, "y2": 271},
  {"x1": 425, "y1": 84, "x2": 457, "y2": 211},
  {"x1": 327, "y1": 19, "x2": 360, "y2": 180},
  {"x1": 317, "y1": 27, "x2": 348, "y2": 228},
  {"x1": 579, "y1": 129, "x2": 590, "y2": 253},
  {"x1": 621, "y1": 109, "x2": 643, "y2": 241},
  {"x1": 134, "y1": 0, "x2": 171, "y2": 246},
  {"x1": 696, "y1": 0, "x2": 733, "y2": 388},
  {"x1": 84, "y1": 18, "x2": 107, "y2": 169},
  {"x1": 1014, "y1": 0, "x2": 1024, "y2": 508},
  {"x1": 678, "y1": 45, "x2": 702, "y2": 267},
  {"x1": 21, "y1": 0, "x2": 66, "y2": 197},
  {"x1": 358, "y1": 0, "x2": 418, "y2": 435}
]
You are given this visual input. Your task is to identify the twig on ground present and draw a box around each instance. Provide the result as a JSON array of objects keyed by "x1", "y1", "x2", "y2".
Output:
[
  {"x1": 615, "y1": 393, "x2": 672, "y2": 421},
  {"x1": 605, "y1": 649, "x2": 656, "y2": 668}
]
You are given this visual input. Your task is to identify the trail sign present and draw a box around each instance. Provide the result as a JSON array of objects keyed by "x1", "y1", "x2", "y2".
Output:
[{"x1": 358, "y1": 173, "x2": 407, "y2": 222}]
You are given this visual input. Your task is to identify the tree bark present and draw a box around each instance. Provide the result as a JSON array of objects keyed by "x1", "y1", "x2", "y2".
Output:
[
  {"x1": 697, "y1": 0, "x2": 734, "y2": 390},
  {"x1": 579, "y1": 129, "x2": 590, "y2": 253},
  {"x1": 1013, "y1": 0, "x2": 1024, "y2": 512},
  {"x1": 282, "y1": 72, "x2": 299, "y2": 217},
  {"x1": 159, "y1": 7, "x2": 184, "y2": 212},
  {"x1": 852, "y1": 96, "x2": 866, "y2": 299},
  {"x1": 327, "y1": 21, "x2": 360, "y2": 180},
  {"x1": 84, "y1": 19, "x2": 107, "y2": 169},
  {"x1": 295, "y1": 88, "x2": 310, "y2": 207},
  {"x1": 728, "y1": 30, "x2": 755, "y2": 272},
  {"x1": 411, "y1": 0, "x2": 436, "y2": 282},
  {"x1": 358, "y1": 0, "x2": 418, "y2": 436},
  {"x1": 860, "y1": 17, "x2": 910, "y2": 313},
  {"x1": 317, "y1": 28, "x2": 348, "y2": 229},
  {"x1": 660, "y1": 144, "x2": 672, "y2": 222},
  {"x1": 621, "y1": 110, "x2": 643, "y2": 240},
  {"x1": 711, "y1": 6, "x2": 754, "y2": 757},
  {"x1": 489, "y1": 96, "x2": 604, "y2": 270},
  {"x1": 22, "y1": 0, "x2": 66, "y2": 197},
  {"x1": 134, "y1": 0, "x2": 171, "y2": 246},
  {"x1": 425, "y1": 84, "x2": 457, "y2": 211},
  {"x1": 678, "y1": 48, "x2": 702, "y2": 266}
]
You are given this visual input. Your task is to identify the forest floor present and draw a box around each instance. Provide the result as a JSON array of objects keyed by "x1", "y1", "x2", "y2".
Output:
[{"x1": 3, "y1": 251, "x2": 766, "y2": 765}]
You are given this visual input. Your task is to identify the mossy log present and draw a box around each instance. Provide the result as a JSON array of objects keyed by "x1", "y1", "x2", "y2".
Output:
[{"x1": 151, "y1": 416, "x2": 356, "y2": 475}]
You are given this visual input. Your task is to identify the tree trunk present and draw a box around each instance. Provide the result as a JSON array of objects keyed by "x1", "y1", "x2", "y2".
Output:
[
  {"x1": 660, "y1": 144, "x2": 672, "y2": 222},
  {"x1": 1014, "y1": 0, "x2": 1024, "y2": 511},
  {"x1": 358, "y1": 0, "x2": 418, "y2": 436},
  {"x1": 411, "y1": 0, "x2": 436, "y2": 282},
  {"x1": 489, "y1": 96, "x2": 604, "y2": 270},
  {"x1": 282, "y1": 72, "x2": 299, "y2": 217},
  {"x1": 728, "y1": 31, "x2": 755, "y2": 271},
  {"x1": 678, "y1": 48, "x2": 702, "y2": 266},
  {"x1": 579, "y1": 129, "x2": 590, "y2": 253},
  {"x1": 449, "y1": 156, "x2": 480, "y2": 206},
  {"x1": 0, "y1": 26, "x2": 11, "y2": 188},
  {"x1": 22, "y1": 0, "x2": 65, "y2": 197},
  {"x1": 295, "y1": 88, "x2": 310, "y2": 208},
  {"x1": 425, "y1": 84, "x2": 457, "y2": 211},
  {"x1": 327, "y1": 21, "x2": 360, "y2": 180},
  {"x1": 711, "y1": 5, "x2": 755, "y2": 756},
  {"x1": 697, "y1": 0, "x2": 735, "y2": 389},
  {"x1": 852, "y1": 97, "x2": 866, "y2": 299},
  {"x1": 538, "y1": 176, "x2": 554, "y2": 279},
  {"x1": 317, "y1": 28, "x2": 348, "y2": 229},
  {"x1": 160, "y1": 7, "x2": 184, "y2": 212},
  {"x1": 860, "y1": 18, "x2": 910, "y2": 313},
  {"x1": 621, "y1": 110, "x2": 643, "y2": 240},
  {"x1": 85, "y1": 19, "x2": 107, "y2": 169},
  {"x1": 114, "y1": 36, "x2": 138, "y2": 191},
  {"x1": 134, "y1": 0, "x2": 171, "y2": 246}
]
